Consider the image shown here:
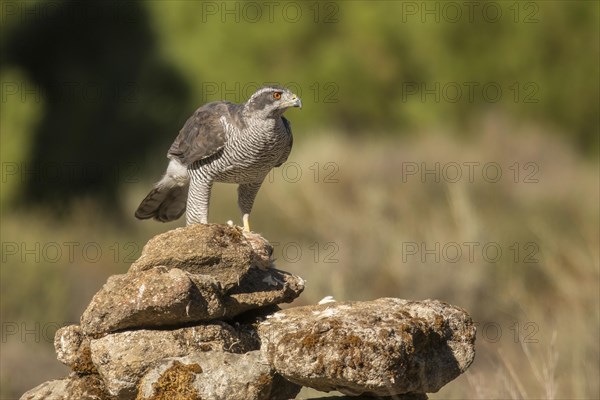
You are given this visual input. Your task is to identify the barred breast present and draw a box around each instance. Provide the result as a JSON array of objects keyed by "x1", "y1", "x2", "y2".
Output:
[{"x1": 201, "y1": 117, "x2": 291, "y2": 184}]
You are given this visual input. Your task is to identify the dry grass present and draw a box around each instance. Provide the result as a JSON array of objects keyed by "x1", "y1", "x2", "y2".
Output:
[{"x1": 1, "y1": 116, "x2": 598, "y2": 399}]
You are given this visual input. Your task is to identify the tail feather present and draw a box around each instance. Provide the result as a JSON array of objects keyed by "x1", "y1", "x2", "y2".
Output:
[
  {"x1": 135, "y1": 158, "x2": 189, "y2": 222},
  {"x1": 156, "y1": 185, "x2": 188, "y2": 222},
  {"x1": 135, "y1": 184, "x2": 189, "y2": 222}
]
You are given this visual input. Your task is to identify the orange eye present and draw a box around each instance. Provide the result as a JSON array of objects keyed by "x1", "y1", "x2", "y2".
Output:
[{"x1": 273, "y1": 92, "x2": 282, "y2": 100}]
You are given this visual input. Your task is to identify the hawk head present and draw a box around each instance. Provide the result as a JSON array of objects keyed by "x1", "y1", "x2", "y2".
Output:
[{"x1": 245, "y1": 86, "x2": 302, "y2": 118}]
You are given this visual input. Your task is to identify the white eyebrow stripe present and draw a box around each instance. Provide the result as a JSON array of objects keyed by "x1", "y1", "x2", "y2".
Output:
[{"x1": 248, "y1": 87, "x2": 281, "y2": 101}]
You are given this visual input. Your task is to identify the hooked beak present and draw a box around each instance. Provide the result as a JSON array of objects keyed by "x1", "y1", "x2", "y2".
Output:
[{"x1": 288, "y1": 94, "x2": 302, "y2": 109}]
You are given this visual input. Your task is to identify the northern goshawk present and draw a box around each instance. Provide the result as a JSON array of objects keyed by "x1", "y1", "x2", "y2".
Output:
[{"x1": 135, "y1": 86, "x2": 301, "y2": 231}]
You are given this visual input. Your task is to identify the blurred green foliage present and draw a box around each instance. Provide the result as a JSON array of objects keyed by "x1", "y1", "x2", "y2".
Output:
[
  {"x1": 145, "y1": 1, "x2": 599, "y2": 145},
  {"x1": 1, "y1": 1, "x2": 598, "y2": 209},
  {"x1": 0, "y1": 68, "x2": 42, "y2": 206}
]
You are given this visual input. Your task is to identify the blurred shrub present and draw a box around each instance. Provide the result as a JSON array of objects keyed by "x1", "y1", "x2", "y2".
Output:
[
  {"x1": 1, "y1": 0, "x2": 190, "y2": 210},
  {"x1": 0, "y1": 68, "x2": 43, "y2": 207}
]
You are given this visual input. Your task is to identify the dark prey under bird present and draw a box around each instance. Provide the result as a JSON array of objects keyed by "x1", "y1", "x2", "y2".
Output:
[{"x1": 135, "y1": 86, "x2": 301, "y2": 232}]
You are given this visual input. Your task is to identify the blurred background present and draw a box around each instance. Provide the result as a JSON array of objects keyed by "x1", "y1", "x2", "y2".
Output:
[{"x1": 1, "y1": 1, "x2": 598, "y2": 398}]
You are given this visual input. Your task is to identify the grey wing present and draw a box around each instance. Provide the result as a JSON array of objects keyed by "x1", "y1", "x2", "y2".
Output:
[
  {"x1": 168, "y1": 102, "x2": 243, "y2": 166},
  {"x1": 275, "y1": 116, "x2": 294, "y2": 167}
]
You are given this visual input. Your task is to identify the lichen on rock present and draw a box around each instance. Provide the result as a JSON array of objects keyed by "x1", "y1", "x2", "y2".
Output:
[
  {"x1": 137, "y1": 360, "x2": 202, "y2": 400},
  {"x1": 136, "y1": 351, "x2": 301, "y2": 400},
  {"x1": 54, "y1": 325, "x2": 96, "y2": 374},
  {"x1": 21, "y1": 224, "x2": 476, "y2": 400},
  {"x1": 90, "y1": 321, "x2": 260, "y2": 398},
  {"x1": 258, "y1": 298, "x2": 476, "y2": 396}
]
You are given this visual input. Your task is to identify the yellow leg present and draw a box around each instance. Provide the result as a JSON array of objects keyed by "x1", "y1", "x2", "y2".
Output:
[{"x1": 242, "y1": 214, "x2": 251, "y2": 232}]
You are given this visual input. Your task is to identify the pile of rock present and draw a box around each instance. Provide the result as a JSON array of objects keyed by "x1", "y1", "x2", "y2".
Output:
[{"x1": 21, "y1": 224, "x2": 476, "y2": 400}]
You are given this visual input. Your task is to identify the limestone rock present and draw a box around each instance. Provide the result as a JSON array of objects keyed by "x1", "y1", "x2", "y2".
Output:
[
  {"x1": 80, "y1": 266, "x2": 303, "y2": 336},
  {"x1": 136, "y1": 351, "x2": 301, "y2": 400},
  {"x1": 20, "y1": 375, "x2": 113, "y2": 400},
  {"x1": 243, "y1": 230, "x2": 274, "y2": 270},
  {"x1": 129, "y1": 224, "x2": 273, "y2": 290},
  {"x1": 20, "y1": 224, "x2": 476, "y2": 399},
  {"x1": 54, "y1": 325, "x2": 96, "y2": 373},
  {"x1": 80, "y1": 267, "x2": 224, "y2": 336},
  {"x1": 90, "y1": 322, "x2": 259, "y2": 398},
  {"x1": 225, "y1": 267, "x2": 305, "y2": 316},
  {"x1": 258, "y1": 298, "x2": 476, "y2": 396}
]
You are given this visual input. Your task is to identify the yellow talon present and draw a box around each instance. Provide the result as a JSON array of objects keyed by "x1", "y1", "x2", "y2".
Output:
[{"x1": 243, "y1": 214, "x2": 251, "y2": 232}]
